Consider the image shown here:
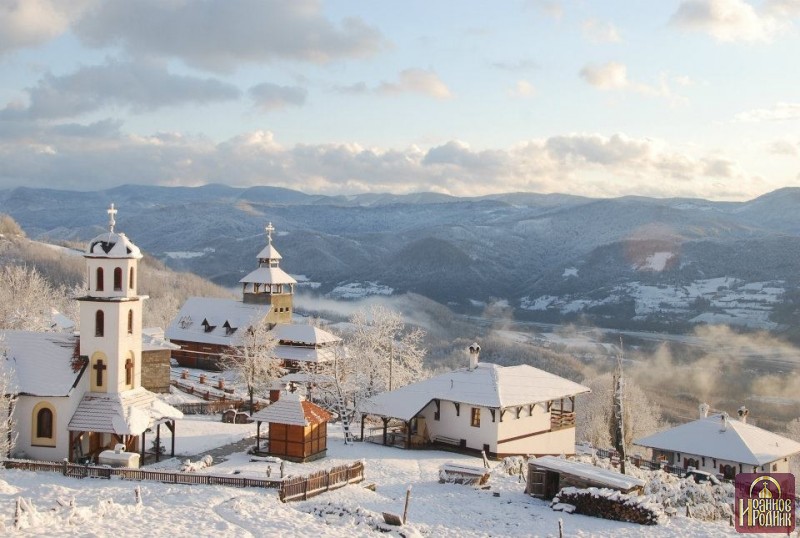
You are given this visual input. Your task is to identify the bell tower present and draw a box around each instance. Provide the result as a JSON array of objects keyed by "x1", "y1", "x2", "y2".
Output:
[
  {"x1": 79, "y1": 204, "x2": 144, "y2": 393},
  {"x1": 239, "y1": 222, "x2": 296, "y2": 323}
]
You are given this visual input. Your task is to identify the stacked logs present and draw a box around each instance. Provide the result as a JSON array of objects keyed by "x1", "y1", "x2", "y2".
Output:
[{"x1": 552, "y1": 487, "x2": 662, "y2": 525}]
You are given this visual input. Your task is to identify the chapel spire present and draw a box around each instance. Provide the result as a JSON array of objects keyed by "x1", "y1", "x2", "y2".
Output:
[{"x1": 239, "y1": 221, "x2": 296, "y2": 322}]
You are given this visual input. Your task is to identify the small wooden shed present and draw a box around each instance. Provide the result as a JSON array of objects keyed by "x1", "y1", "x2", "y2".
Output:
[
  {"x1": 251, "y1": 392, "x2": 332, "y2": 463},
  {"x1": 526, "y1": 456, "x2": 645, "y2": 500}
]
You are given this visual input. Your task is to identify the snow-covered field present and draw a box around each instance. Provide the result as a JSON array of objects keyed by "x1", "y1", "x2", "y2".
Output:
[
  {"x1": 0, "y1": 421, "x2": 763, "y2": 537},
  {"x1": 521, "y1": 278, "x2": 785, "y2": 329}
]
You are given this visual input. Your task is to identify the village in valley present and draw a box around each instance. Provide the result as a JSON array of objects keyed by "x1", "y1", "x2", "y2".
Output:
[{"x1": 0, "y1": 206, "x2": 798, "y2": 537}]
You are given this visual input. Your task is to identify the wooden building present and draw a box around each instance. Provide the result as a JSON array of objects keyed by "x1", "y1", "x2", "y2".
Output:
[
  {"x1": 251, "y1": 392, "x2": 332, "y2": 462},
  {"x1": 525, "y1": 456, "x2": 645, "y2": 500},
  {"x1": 166, "y1": 223, "x2": 340, "y2": 371}
]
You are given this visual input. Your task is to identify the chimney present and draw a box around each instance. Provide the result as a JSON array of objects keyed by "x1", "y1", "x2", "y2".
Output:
[
  {"x1": 699, "y1": 402, "x2": 710, "y2": 418},
  {"x1": 468, "y1": 342, "x2": 480, "y2": 370},
  {"x1": 737, "y1": 405, "x2": 749, "y2": 424},
  {"x1": 720, "y1": 412, "x2": 729, "y2": 432}
]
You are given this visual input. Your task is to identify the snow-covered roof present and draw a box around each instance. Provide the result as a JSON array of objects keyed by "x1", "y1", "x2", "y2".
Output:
[
  {"x1": 142, "y1": 328, "x2": 180, "y2": 352},
  {"x1": 529, "y1": 456, "x2": 645, "y2": 490},
  {"x1": 273, "y1": 324, "x2": 341, "y2": 346},
  {"x1": 239, "y1": 266, "x2": 297, "y2": 286},
  {"x1": 251, "y1": 392, "x2": 331, "y2": 426},
  {"x1": 634, "y1": 414, "x2": 800, "y2": 466},
  {"x1": 68, "y1": 387, "x2": 183, "y2": 435},
  {"x1": 273, "y1": 345, "x2": 337, "y2": 363},
  {"x1": 86, "y1": 231, "x2": 142, "y2": 259},
  {"x1": 165, "y1": 297, "x2": 271, "y2": 346},
  {"x1": 360, "y1": 362, "x2": 591, "y2": 421},
  {"x1": 257, "y1": 243, "x2": 282, "y2": 261},
  {"x1": 0, "y1": 331, "x2": 82, "y2": 397}
]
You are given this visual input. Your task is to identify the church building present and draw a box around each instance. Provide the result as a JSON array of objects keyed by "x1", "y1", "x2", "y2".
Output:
[
  {"x1": 2, "y1": 205, "x2": 182, "y2": 463},
  {"x1": 166, "y1": 223, "x2": 340, "y2": 372}
]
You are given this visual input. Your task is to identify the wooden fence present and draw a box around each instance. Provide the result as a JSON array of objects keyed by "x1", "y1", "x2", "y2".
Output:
[
  {"x1": 279, "y1": 461, "x2": 365, "y2": 502},
  {"x1": 2, "y1": 459, "x2": 280, "y2": 489},
  {"x1": 172, "y1": 400, "x2": 246, "y2": 415},
  {"x1": 591, "y1": 448, "x2": 689, "y2": 478}
]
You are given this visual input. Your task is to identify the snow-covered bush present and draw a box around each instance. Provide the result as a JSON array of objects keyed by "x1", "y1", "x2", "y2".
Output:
[
  {"x1": 644, "y1": 471, "x2": 733, "y2": 521},
  {"x1": 180, "y1": 455, "x2": 213, "y2": 472}
]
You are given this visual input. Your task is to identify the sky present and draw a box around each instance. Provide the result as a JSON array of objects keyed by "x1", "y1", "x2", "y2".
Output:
[{"x1": 1, "y1": 0, "x2": 800, "y2": 200}]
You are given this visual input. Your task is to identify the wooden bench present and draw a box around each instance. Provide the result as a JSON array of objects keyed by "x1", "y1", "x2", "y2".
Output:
[{"x1": 433, "y1": 436, "x2": 460, "y2": 446}]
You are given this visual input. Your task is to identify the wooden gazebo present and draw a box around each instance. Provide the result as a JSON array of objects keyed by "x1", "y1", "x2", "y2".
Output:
[{"x1": 251, "y1": 392, "x2": 332, "y2": 463}]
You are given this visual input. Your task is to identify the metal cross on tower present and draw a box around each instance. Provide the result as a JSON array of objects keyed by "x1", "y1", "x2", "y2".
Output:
[
  {"x1": 107, "y1": 203, "x2": 117, "y2": 233},
  {"x1": 265, "y1": 222, "x2": 275, "y2": 244}
]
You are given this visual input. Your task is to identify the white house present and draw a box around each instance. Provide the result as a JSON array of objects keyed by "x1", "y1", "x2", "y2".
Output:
[
  {"x1": 634, "y1": 407, "x2": 800, "y2": 480},
  {"x1": 2, "y1": 205, "x2": 182, "y2": 463},
  {"x1": 359, "y1": 345, "x2": 590, "y2": 458}
]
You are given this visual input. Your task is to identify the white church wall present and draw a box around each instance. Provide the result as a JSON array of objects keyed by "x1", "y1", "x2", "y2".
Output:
[{"x1": 12, "y1": 389, "x2": 83, "y2": 461}]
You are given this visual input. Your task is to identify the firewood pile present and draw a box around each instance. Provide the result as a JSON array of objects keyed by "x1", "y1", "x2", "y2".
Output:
[{"x1": 552, "y1": 487, "x2": 663, "y2": 525}]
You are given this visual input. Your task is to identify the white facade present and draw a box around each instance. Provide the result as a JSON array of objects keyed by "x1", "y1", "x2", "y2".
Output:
[{"x1": 361, "y1": 361, "x2": 589, "y2": 457}]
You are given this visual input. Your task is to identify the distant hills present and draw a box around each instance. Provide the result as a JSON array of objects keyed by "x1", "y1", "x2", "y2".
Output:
[{"x1": 3, "y1": 184, "x2": 800, "y2": 334}]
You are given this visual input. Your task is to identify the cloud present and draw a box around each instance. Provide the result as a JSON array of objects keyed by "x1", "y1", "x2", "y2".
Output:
[
  {"x1": 734, "y1": 102, "x2": 800, "y2": 122},
  {"x1": 0, "y1": 129, "x2": 758, "y2": 200},
  {"x1": 580, "y1": 62, "x2": 628, "y2": 89},
  {"x1": 73, "y1": 0, "x2": 386, "y2": 73},
  {"x1": 670, "y1": 0, "x2": 784, "y2": 42},
  {"x1": 580, "y1": 62, "x2": 689, "y2": 105},
  {"x1": 248, "y1": 83, "x2": 307, "y2": 111},
  {"x1": 766, "y1": 139, "x2": 799, "y2": 155},
  {"x1": 0, "y1": 59, "x2": 240, "y2": 120},
  {"x1": 377, "y1": 69, "x2": 452, "y2": 99},
  {"x1": 508, "y1": 80, "x2": 536, "y2": 98},
  {"x1": 0, "y1": 0, "x2": 95, "y2": 54},
  {"x1": 582, "y1": 19, "x2": 622, "y2": 43},
  {"x1": 528, "y1": 0, "x2": 563, "y2": 20}
]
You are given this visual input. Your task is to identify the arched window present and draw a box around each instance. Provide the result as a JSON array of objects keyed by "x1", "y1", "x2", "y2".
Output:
[
  {"x1": 127, "y1": 310, "x2": 133, "y2": 334},
  {"x1": 36, "y1": 408, "x2": 53, "y2": 439},
  {"x1": 96, "y1": 267, "x2": 104, "y2": 291},
  {"x1": 129, "y1": 267, "x2": 135, "y2": 290},
  {"x1": 113, "y1": 267, "x2": 122, "y2": 291},
  {"x1": 95, "y1": 310, "x2": 104, "y2": 337}
]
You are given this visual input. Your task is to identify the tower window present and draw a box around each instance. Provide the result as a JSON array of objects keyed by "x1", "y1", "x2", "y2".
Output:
[
  {"x1": 96, "y1": 267, "x2": 104, "y2": 291},
  {"x1": 113, "y1": 267, "x2": 122, "y2": 291},
  {"x1": 127, "y1": 310, "x2": 133, "y2": 334},
  {"x1": 95, "y1": 310, "x2": 104, "y2": 337},
  {"x1": 129, "y1": 267, "x2": 135, "y2": 290},
  {"x1": 36, "y1": 408, "x2": 53, "y2": 439}
]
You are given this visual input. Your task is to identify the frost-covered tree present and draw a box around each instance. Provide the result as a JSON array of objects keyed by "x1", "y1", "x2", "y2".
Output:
[
  {"x1": 220, "y1": 318, "x2": 283, "y2": 415},
  {"x1": 346, "y1": 305, "x2": 426, "y2": 396},
  {"x1": 0, "y1": 337, "x2": 17, "y2": 459},
  {"x1": 0, "y1": 266, "x2": 65, "y2": 331},
  {"x1": 576, "y1": 373, "x2": 662, "y2": 455}
]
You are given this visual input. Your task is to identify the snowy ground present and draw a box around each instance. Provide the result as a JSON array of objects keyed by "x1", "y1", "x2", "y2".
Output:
[{"x1": 0, "y1": 420, "x2": 769, "y2": 537}]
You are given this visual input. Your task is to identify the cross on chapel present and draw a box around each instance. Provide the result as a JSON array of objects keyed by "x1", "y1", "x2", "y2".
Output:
[
  {"x1": 266, "y1": 222, "x2": 275, "y2": 245},
  {"x1": 107, "y1": 203, "x2": 117, "y2": 233},
  {"x1": 125, "y1": 358, "x2": 134, "y2": 385},
  {"x1": 94, "y1": 359, "x2": 107, "y2": 387}
]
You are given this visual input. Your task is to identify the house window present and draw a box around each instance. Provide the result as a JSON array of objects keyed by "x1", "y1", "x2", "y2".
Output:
[
  {"x1": 773, "y1": 463, "x2": 778, "y2": 471},
  {"x1": 95, "y1": 310, "x2": 104, "y2": 337},
  {"x1": 96, "y1": 267, "x2": 104, "y2": 291},
  {"x1": 36, "y1": 408, "x2": 53, "y2": 439},
  {"x1": 470, "y1": 407, "x2": 481, "y2": 428},
  {"x1": 129, "y1": 267, "x2": 135, "y2": 290},
  {"x1": 113, "y1": 267, "x2": 122, "y2": 291}
]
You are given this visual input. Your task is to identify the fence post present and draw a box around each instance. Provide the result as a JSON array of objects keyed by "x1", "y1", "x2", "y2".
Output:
[{"x1": 62, "y1": 458, "x2": 68, "y2": 476}]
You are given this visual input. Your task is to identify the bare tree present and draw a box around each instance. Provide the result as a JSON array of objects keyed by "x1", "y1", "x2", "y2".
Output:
[
  {"x1": 576, "y1": 372, "x2": 662, "y2": 456},
  {"x1": 346, "y1": 305, "x2": 426, "y2": 397},
  {"x1": 0, "y1": 337, "x2": 17, "y2": 459},
  {"x1": 220, "y1": 318, "x2": 283, "y2": 415},
  {"x1": 0, "y1": 265, "x2": 64, "y2": 331}
]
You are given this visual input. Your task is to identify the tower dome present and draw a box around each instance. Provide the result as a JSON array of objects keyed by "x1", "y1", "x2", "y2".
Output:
[{"x1": 85, "y1": 203, "x2": 142, "y2": 259}]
